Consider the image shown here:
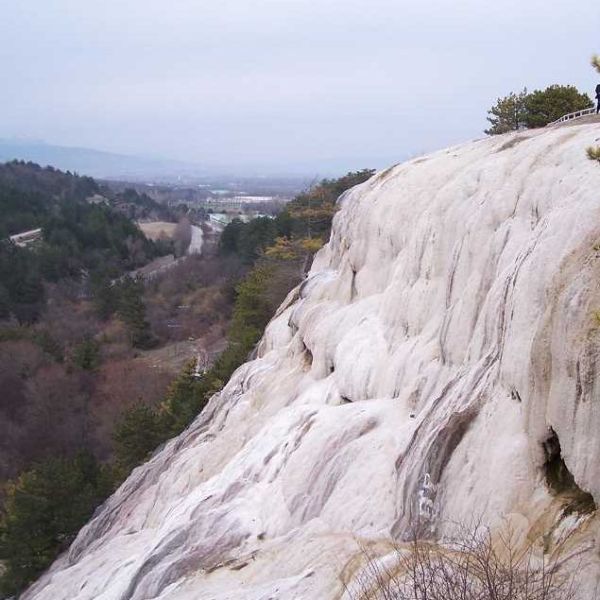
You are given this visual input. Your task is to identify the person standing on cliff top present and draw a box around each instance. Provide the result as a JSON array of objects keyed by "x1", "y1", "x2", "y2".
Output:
[{"x1": 596, "y1": 83, "x2": 600, "y2": 114}]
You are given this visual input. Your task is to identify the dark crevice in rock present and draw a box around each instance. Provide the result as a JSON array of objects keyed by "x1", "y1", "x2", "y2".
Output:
[
  {"x1": 510, "y1": 388, "x2": 522, "y2": 402},
  {"x1": 298, "y1": 278, "x2": 310, "y2": 298},
  {"x1": 497, "y1": 135, "x2": 528, "y2": 152},
  {"x1": 575, "y1": 360, "x2": 583, "y2": 405},
  {"x1": 302, "y1": 253, "x2": 314, "y2": 275},
  {"x1": 428, "y1": 409, "x2": 476, "y2": 486},
  {"x1": 288, "y1": 316, "x2": 299, "y2": 336},
  {"x1": 300, "y1": 341, "x2": 313, "y2": 368},
  {"x1": 350, "y1": 267, "x2": 357, "y2": 300},
  {"x1": 542, "y1": 428, "x2": 596, "y2": 515}
]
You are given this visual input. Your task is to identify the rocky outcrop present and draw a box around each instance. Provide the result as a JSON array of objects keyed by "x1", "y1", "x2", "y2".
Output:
[{"x1": 26, "y1": 123, "x2": 600, "y2": 599}]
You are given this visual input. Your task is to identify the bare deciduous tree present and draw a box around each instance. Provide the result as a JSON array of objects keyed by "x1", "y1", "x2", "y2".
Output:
[
  {"x1": 173, "y1": 217, "x2": 192, "y2": 257},
  {"x1": 346, "y1": 521, "x2": 586, "y2": 600}
]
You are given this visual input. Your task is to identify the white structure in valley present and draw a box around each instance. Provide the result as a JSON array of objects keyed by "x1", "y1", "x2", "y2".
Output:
[
  {"x1": 187, "y1": 225, "x2": 204, "y2": 255},
  {"x1": 26, "y1": 123, "x2": 600, "y2": 599}
]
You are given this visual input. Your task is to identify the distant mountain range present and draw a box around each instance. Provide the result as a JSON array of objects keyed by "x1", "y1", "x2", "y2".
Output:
[
  {"x1": 0, "y1": 139, "x2": 204, "y2": 181},
  {"x1": 0, "y1": 138, "x2": 392, "y2": 181}
]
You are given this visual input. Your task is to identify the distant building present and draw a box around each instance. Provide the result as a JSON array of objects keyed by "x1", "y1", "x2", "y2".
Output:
[
  {"x1": 208, "y1": 212, "x2": 272, "y2": 229},
  {"x1": 208, "y1": 213, "x2": 248, "y2": 227},
  {"x1": 232, "y1": 195, "x2": 275, "y2": 204},
  {"x1": 209, "y1": 213, "x2": 237, "y2": 228},
  {"x1": 86, "y1": 194, "x2": 109, "y2": 205},
  {"x1": 9, "y1": 228, "x2": 43, "y2": 247}
]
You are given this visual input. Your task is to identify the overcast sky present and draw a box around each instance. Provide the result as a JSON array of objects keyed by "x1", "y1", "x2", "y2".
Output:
[{"x1": 2, "y1": 0, "x2": 599, "y2": 174}]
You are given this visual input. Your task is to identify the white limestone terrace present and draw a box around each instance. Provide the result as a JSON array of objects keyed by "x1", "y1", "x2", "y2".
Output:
[{"x1": 26, "y1": 122, "x2": 600, "y2": 599}]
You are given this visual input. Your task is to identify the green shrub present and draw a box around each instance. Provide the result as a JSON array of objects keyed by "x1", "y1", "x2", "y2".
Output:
[
  {"x1": 72, "y1": 338, "x2": 100, "y2": 371},
  {"x1": 113, "y1": 404, "x2": 169, "y2": 473},
  {"x1": 587, "y1": 146, "x2": 600, "y2": 163},
  {"x1": 116, "y1": 277, "x2": 157, "y2": 349},
  {"x1": 160, "y1": 361, "x2": 207, "y2": 436},
  {"x1": 0, "y1": 453, "x2": 112, "y2": 596}
]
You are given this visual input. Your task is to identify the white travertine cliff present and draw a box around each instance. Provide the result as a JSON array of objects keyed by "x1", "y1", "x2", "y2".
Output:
[{"x1": 26, "y1": 122, "x2": 600, "y2": 599}]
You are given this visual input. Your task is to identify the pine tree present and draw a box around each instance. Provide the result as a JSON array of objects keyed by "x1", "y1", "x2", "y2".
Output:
[
  {"x1": 72, "y1": 338, "x2": 100, "y2": 371},
  {"x1": 116, "y1": 277, "x2": 155, "y2": 349},
  {"x1": 0, "y1": 453, "x2": 112, "y2": 596},
  {"x1": 0, "y1": 283, "x2": 11, "y2": 319},
  {"x1": 112, "y1": 404, "x2": 168, "y2": 472},
  {"x1": 523, "y1": 85, "x2": 592, "y2": 128},
  {"x1": 91, "y1": 277, "x2": 118, "y2": 320},
  {"x1": 485, "y1": 89, "x2": 528, "y2": 135},
  {"x1": 160, "y1": 360, "x2": 204, "y2": 434}
]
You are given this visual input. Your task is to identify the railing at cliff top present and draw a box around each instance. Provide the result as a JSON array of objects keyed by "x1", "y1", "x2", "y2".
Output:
[{"x1": 546, "y1": 107, "x2": 597, "y2": 126}]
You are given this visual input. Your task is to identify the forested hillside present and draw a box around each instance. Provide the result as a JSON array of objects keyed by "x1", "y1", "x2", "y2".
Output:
[
  {"x1": 0, "y1": 162, "x2": 185, "y2": 595},
  {"x1": 0, "y1": 161, "x2": 175, "y2": 324},
  {"x1": 0, "y1": 161, "x2": 171, "y2": 235},
  {"x1": 0, "y1": 164, "x2": 373, "y2": 596}
]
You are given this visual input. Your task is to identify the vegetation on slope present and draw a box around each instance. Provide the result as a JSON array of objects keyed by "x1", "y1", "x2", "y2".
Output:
[
  {"x1": 588, "y1": 146, "x2": 600, "y2": 163},
  {"x1": 0, "y1": 167, "x2": 374, "y2": 595},
  {"x1": 0, "y1": 162, "x2": 181, "y2": 595},
  {"x1": 352, "y1": 521, "x2": 581, "y2": 600},
  {"x1": 0, "y1": 161, "x2": 173, "y2": 324},
  {"x1": 111, "y1": 169, "x2": 374, "y2": 465},
  {"x1": 0, "y1": 453, "x2": 112, "y2": 596}
]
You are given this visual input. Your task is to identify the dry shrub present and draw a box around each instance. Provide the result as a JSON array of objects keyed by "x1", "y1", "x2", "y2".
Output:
[
  {"x1": 145, "y1": 250, "x2": 244, "y2": 343},
  {"x1": 348, "y1": 522, "x2": 586, "y2": 600},
  {"x1": 90, "y1": 359, "x2": 172, "y2": 459},
  {"x1": 587, "y1": 147, "x2": 600, "y2": 163},
  {"x1": 173, "y1": 217, "x2": 192, "y2": 256},
  {"x1": 0, "y1": 343, "x2": 90, "y2": 479}
]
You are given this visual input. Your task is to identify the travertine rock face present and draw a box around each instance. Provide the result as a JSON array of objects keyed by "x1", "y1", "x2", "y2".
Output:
[{"x1": 26, "y1": 123, "x2": 600, "y2": 599}]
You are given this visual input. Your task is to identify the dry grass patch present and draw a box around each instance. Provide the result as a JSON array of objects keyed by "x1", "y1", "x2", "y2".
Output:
[{"x1": 138, "y1": 221, "x2": 177, "y2": 240}]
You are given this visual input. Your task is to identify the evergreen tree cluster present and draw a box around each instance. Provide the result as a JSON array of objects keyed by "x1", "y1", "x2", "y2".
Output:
[
  {"x1": 91, "y1": 276, "x2": 156, "y2": 349},
  {"x1": 0, "y1": 160, "x2": 172, "y2": 236},
  {"x1": 485, "y1": 85, "x2": 593, "y2": 135},
  {"x1": 0, "y1": 453, "x2": 112, "y2": 596},
  {"x1": 219, "y1": 216, "x2": 279, "y2": 263},
  {"x1": 0, "y1": 161, "x2": 168, "y2": 324}
]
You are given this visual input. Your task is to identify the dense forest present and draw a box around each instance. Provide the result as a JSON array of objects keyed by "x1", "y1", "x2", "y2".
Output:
[
  {"x1": 0, "y1": 161, "x2": 172, "y2": 236},
  {"x1": 0, "y1": 161, "x2": 176, "y2": 324},
  {"x1": 0, "y1": 162, "x2": 374, "y2": 596}
]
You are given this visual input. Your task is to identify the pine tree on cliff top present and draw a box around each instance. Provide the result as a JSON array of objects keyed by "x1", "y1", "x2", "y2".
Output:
[{"x1": 485, "y1": 89, "x2": 528, "y2": 135}]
